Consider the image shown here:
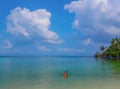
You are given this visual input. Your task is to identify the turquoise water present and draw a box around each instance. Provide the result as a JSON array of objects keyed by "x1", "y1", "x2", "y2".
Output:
[{"x1": 0, "y1": 57, "x2": 120, "y2": 89}]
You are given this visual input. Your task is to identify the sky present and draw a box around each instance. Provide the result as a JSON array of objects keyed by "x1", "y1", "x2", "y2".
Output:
[{"x1": 0, "y1": 0, "x2": 120, "y2": 56}]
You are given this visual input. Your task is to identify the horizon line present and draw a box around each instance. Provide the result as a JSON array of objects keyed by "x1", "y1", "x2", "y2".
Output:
[{"x1": 0, "y1": 55, "x2": 94, "y2": 57}]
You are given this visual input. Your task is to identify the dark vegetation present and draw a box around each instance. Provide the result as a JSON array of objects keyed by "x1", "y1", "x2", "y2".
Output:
[{"x1": 95, "y1": 37, "x2": 120, "y2": 59}]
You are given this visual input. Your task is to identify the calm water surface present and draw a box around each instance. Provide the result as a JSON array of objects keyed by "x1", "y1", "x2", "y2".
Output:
[{"x1": 0, "y1": 57, "x2": 120, "y2": 89}]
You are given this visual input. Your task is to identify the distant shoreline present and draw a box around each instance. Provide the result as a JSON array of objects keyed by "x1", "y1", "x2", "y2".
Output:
[{"x1": 95, "y1": 56, "x2": 120, "y2": 60}]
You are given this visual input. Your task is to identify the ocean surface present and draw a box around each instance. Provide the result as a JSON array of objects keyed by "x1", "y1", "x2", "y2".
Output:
[{"x1": 0, "y1": 56, "x2": 120, "y2": 89}]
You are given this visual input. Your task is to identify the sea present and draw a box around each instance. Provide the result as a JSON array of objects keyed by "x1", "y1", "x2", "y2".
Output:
[{"x1": 0, "y1": 56, "x2": 120, "y2": 89}]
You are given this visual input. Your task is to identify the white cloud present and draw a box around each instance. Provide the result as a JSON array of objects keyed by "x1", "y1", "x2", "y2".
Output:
[
  {"x1": 72, "y1": 20, "x2": 79, "y2": 29},
  {"x1": 3, "y1": 40, "x2": 12, "y2": 49},
  {"x1": 7, "y1": 7, "x2": 62, "y2": 44},
  {"x1": 93, "y1": 0, "x2": 108, "y2": 12},
  {"x1": 37, "y1": 45, "x2": 51, "y2": 52},
  {"x1": 65, "y1": 0, "x2": 120, "y2": 42},
  {"x1": 64, "y1": 0, "x2": 109, "y2": 13},
  {"x1": 104, "y1": 25, "x2": 120, "y2": 36},
  {"x1": 83, "y1": 38, "x2": 94, "y2": 45},
  {"x1": 58, "y1": 48, "x2": 86, "y2": 53}
]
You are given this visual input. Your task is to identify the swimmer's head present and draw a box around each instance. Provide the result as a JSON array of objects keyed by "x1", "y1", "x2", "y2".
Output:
[{"x1": 65, "y1": 71, "x2": 67, "y2": 73}]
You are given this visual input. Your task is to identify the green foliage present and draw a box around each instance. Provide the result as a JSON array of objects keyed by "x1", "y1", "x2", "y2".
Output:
[
  {"x1": 100, "y1": 46, "x2": 105, "y2": 52},
  {"x1": 95, "y1": 37, "x2": 120, "y2": 58}
]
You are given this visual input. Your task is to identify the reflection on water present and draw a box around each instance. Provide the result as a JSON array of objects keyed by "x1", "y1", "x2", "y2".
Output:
[
  {"x1": 0, "y1": 57, "x2": 120, "y2": 89},
  {"x1": 96, "y1": 58, "x2": 120, "y2": 78}
]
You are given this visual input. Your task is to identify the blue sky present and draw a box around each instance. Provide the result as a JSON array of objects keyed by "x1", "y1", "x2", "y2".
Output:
[{"x1": 0, "y1": 0, "x2": 120, "y2": 56}]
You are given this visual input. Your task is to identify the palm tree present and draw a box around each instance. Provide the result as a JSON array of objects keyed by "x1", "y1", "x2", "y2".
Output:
[
  {"x1": 106, "y1": 47, "x2": 108, "y2": 50},
  {"x1": 111, "y1": 39, "x2": 115, "y2": 45},
  {"x1": 100, "y1": 46, "x2": 105, "y2": 52},
  {"x1": 115, "y1": 43, "x2": 119, "y2": 50},
  {"x1": 100, "y1": 46, "x2": 106, "y2": 57},
  {"x1": 115, "y1": 37, "x2": 119, "y2": 43}
]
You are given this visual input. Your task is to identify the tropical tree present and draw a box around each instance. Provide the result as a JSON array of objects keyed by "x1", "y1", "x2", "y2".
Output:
[
  {"x1": 100, "y1": 46, "x2": 105, "y2": 52},
  {"x1": 115, "y1": 37, "x2": 119, "y2": 43},
  {"x1": 111, "y1": 39, "x2": 115, "y2": 45},
  {"x1": 95, "y1": 38, "x2": 120, "y2": 58}
]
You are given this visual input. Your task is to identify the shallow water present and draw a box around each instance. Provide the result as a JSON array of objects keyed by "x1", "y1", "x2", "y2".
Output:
[{"x1": 0, "y1": 56, "x2": 120, "y2": 89}]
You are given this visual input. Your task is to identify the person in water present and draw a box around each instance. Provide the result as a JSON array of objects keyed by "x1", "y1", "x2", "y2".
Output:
[{"x1": 63, "y1": 71, "x2": 68, "y2": 78}]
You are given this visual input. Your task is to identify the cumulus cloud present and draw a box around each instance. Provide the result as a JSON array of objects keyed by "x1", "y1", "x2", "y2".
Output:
[
  {"x1": 83, "y1": 38, "x2": 95, "y2": 45},
  {"x1": 0, "y1": 40, "x2": 13, "y2": 49},
  {"x1": 37, "y1": 45, "x2": 51, "y2": 52},
  {"x1": 7, "y1": 7, "x2": 62, "y2": 44},
  {"x1": 4, "y1": 40, "x2": 12, "y2": 48},
  {"x1": 64, "y1": 0, "x2": 120, "y2": 43}
]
